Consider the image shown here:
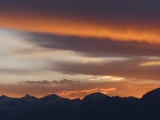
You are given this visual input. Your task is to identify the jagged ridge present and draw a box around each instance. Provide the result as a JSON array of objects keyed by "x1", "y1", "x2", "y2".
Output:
[{"x1": 0, "y1": 88, "x2": 160, "y2": 120}]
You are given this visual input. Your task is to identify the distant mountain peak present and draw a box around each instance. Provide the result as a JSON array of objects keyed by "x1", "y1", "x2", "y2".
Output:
[
  {"x1": 22, "y1": 94, "x2": 36, "y2": 99},
  {"x1": 40, "y1": 94, "x2": 60, "y2": 102},
  {"x1": 1, "y1": 95, "x2": 8, "y2": 98},
  {"x1": 0, "y1": 95, "x2": 13, "y2": 103},
  {"x1": 141, "y1": 87, "x2": 160, "y2": 101},
  {"x1": 43, "y1": 94, "x2": 59, "y2": 98},
  {"x1": 85, "y1": 92, "x2": 107, "y2": 98},
  {"x1": 0, "y1": 95, "x2": 12, "y2": 100},
  {"x1": 21, "y1": 94, "x2": 39, "y2": 103},
  {"x1": 24, "y1": 94, "x2": 31, "y2": 97},
  {"x1": 82, "y1": 92, "x2": 110, "y2": 101}
]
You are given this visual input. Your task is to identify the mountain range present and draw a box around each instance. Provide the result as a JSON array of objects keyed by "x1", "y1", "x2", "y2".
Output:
[{"x1": 0, "y1": 88, "x2": 160, "y2": 120}]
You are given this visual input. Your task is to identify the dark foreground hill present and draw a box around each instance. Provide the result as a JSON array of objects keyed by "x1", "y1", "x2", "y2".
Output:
[{"x1": 0, "y1": 88, "x2": 160, "y2": 120}]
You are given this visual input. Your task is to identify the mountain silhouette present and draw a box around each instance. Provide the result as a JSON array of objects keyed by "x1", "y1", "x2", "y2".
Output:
[
  {"x1": 0, "y1": 88, "x2": 160, "y2": 120},
  {"x1": 141, "y1": 88, "x2": 160, "y2": 102}
]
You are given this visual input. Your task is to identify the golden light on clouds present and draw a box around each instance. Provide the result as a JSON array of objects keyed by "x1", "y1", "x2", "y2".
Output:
[
  {"x1": 1, "y1": 12, "x2": 160, "y2": 44},
  {"x1": 54, "y1": 88, "x2": 116, "y2": 99},
  {"x1": 89, "y1": 76, "x2": 125, "y2": 82},
  {"x1": 139, "y1": 61, "x2": 160, "y2": 66}
]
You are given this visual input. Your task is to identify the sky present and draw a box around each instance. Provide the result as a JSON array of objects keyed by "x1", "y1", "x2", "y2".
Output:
[{"x1": 0, "y1": 0, "x2": 160, "y2": 99}]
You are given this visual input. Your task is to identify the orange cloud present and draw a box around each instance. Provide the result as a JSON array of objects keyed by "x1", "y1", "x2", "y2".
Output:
[
  {"x1": 139, "y1": 61, "x2": 160, "y2": 66},
  {"x1": 54, "y1": 88, "x2": 116, "y2": 99},
  {"x1": 1, "y1": 12, "x2": 160, "y2": 44}
]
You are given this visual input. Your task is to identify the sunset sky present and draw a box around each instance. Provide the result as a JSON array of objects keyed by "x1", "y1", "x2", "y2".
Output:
[{"x1": 0, "y1": 0, "x2": 160, "y2": 99}]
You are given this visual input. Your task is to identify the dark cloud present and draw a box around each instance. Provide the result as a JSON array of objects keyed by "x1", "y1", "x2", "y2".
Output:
[
  {"x1": 24, "y1": 33, "x2": 160, "y2": 57},
  {"x1": 49, "y1": 58, "x2": 160, "y2": 80},
  {"x1": 1, "y1": 0, "x2": 160, "y2": 25}
]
